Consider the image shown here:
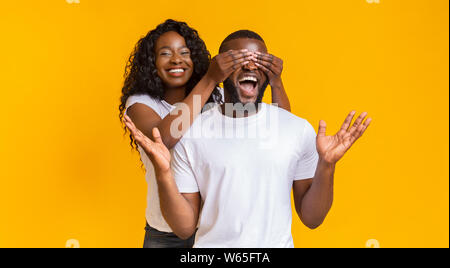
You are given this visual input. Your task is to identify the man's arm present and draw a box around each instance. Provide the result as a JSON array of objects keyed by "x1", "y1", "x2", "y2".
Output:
[
  {"x1": 123, "y1": 115, "x2": 200, "y2": 239},
  {"x1": 293, "y1": 159, "x2": 335, "y2": 229},
  {"x1": 156, "y1": 169, "x2": 200, "y2": 239},
  {"x1": 293, "y1": 111, "x2": 372, "y2": 229}
]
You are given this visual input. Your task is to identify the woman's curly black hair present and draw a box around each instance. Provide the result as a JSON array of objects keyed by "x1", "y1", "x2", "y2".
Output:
[{"x1": 119, "y1": 19, "x2": 222, "y2": 150}]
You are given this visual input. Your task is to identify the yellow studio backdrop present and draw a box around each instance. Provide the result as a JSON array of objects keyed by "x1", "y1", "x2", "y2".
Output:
[{"x1": 0, "y1": 0, "x2": 448, "y2": 248}]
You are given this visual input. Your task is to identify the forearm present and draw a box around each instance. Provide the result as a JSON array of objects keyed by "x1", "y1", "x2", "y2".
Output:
[
  {"x1": 156, "y1": 171, "x2": 198, "y2": 239},
  {"x1": 270, "y1": 79, "x2": 291, "y2": 112},
  {"x1": 297, "y1": 158, "x2": 335, "y2": 229},
  {"x1": 158, "y1": 76, "x2": 217, "y2": 149}
]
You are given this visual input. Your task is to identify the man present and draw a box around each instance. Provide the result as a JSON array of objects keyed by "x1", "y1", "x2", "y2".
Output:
[{"x1": 123, "y1": 30, "x2": 372, "y2": 248}]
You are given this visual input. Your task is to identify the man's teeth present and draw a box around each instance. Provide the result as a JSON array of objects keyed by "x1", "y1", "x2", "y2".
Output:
[
  {"x1": 169, "y1": 69, "x2": 184, "y2": 73},
  {"x1": 239, "y1": 76, "x2": 257, "y2": 82}
]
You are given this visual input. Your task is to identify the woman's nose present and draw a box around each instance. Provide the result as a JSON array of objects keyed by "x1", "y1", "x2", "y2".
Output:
[{"x1": 170, "y1": 54, "x2": 183, "y2": 64}]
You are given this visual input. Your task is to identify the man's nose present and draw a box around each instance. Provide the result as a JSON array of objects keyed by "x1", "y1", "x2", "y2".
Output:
[{"x1": 243, "y1": 60, "x2": 258, "y2": 71}]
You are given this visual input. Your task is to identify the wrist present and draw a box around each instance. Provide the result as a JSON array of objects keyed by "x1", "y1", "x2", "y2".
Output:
[
  {"x1": 203, "y1": 72, "x2": 220, "y2": 86},
  {"x1": 269, "y1": 77, "x2": 283, "y2": 89},
  {"x1": 318, "y1": 157, "x2": 336, "y2": 168},
  {"x1": 155, "y1": 168, "x2": 172, "y2": 182}
]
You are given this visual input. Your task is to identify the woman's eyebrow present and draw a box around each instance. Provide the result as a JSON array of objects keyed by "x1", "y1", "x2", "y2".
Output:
[
  {"x1": 157, "y1": 45, "x2": 188, "y2": 51},
  {"x1": 157, "y1": 46, "x2": 171, "y2": 51}
]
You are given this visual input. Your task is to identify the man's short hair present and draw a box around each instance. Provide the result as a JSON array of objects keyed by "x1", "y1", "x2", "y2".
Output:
[{"x1": 219, "y1": 30, "x2": 265, "y2": 53}]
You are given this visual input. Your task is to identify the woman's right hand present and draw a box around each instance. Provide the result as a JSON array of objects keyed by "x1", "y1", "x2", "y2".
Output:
[
  {"x1": 205, "y1": 49, "x2": 256, "y2": 84},
  {"x1": 123, "y1": 114, "x2": 171, "y2": 174}
]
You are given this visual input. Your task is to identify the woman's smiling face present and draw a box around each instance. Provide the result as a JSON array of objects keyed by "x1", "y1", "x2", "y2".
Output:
[{"x1": 155, "y1": 31, "x2": 194, "y2": 89}]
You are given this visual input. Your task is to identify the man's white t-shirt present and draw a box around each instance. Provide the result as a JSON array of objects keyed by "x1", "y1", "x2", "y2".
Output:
[{"x1": 171, "y1": 103, "x2": 319, "y2": 248}]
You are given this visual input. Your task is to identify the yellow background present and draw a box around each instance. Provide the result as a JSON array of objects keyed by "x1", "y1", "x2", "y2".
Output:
[{"x1": 0, "y1": 0, "x2": 448, "y2": 248}]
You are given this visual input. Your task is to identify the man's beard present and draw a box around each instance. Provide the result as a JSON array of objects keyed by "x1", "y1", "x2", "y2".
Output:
[{"x1": 223, "y1": 78, "x2": 269, "y2": 105}]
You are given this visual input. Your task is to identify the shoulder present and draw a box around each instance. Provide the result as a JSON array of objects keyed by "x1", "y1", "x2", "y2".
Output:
[
  {"x1": 125, "y1": 94, "x2": 172, "y2": 118},
  {"x1": 264, "y1": 103, "x2": 313, "y2": 131},
  {"x1": 178, "y1": 104, "x2": 218, "y2": 144},
  {"x1": 195, "y1": 104, "x2": 218, "y2": 130},
  {"x1": 125, "y1": 94, "x2": 161, "y2": 109}
]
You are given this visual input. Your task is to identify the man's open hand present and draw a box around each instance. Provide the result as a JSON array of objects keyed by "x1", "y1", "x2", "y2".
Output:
[
  {"x1": 316, "y1": 111, "x2": 372, "y2": 164},
  {"x1": 123, "y1": 115, "x2": 171, "y2": 174}
]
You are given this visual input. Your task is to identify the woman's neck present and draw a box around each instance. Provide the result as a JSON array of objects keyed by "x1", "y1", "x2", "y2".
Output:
[{"x1": 163, "y1": 86, "x2": 186, "y2": 105}]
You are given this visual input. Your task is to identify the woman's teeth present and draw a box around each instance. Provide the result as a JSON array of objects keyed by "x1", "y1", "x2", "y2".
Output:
[{"x1": 168, "y1": 69, "x2": 184, "y2": 73}]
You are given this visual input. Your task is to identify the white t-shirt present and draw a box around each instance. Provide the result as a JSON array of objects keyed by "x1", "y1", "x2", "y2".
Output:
[
  {"x1": 125, "y1": 94, "x2": 176, "y2": 232},
  {"x1": 171, "y1": 103, "x2": 319, "y2": 248},
  {"x1": 125, "y1": 90, "x2": 224, "y2": 232}
]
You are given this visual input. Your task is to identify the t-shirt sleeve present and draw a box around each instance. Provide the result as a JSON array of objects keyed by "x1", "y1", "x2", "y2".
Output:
[
  {"x1": 125, "y1": 94, "x2": 161, "y2": 117},
  {"x1": 171, "y1": 141, "x2": 199, "y2": 193},
  {"x1": 292, "y1": 120, "x2": 319, "y2": 181}
]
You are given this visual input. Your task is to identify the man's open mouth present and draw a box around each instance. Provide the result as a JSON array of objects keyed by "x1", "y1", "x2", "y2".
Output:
[{"x1": 238, "y1": 76, "x2": 258, "y2": 96}]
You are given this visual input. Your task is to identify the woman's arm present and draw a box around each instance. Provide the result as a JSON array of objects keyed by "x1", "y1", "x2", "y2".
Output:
[{"x1": 127, "y1": 49, "x2": 254, "y2": 149}]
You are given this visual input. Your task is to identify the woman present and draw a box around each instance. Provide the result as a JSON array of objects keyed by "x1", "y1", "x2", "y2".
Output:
[{"x1": 119, "y1": 19, "x2": 290, "y2": 248}]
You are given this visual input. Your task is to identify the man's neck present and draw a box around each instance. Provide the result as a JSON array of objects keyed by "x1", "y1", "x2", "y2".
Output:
[
  {"x1": 220, "y1": 99, "x2": 261, "y2": 118},
  {"x1": 220, "y1": 91, "x2": 262, "y2": 118}
]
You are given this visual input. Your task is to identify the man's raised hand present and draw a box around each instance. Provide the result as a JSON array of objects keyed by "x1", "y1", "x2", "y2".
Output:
[
  {"x1": 316, "y1": 111, "x2": 372, "y2": 164},
  {"x1": 123, "y1": 115, "x2": 171, "y2": 174}
]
